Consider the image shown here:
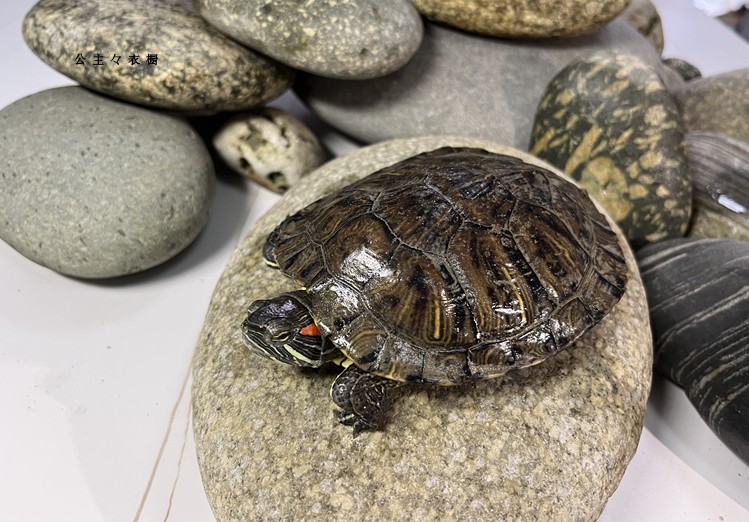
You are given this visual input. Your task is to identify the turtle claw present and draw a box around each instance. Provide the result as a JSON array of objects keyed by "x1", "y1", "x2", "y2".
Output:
[
  {"x1": 331, "y1": 364, "x2": 398, "y2": 436},
  {"x1": 336, "y1": 411, "x2": 372, "y2": 438}
]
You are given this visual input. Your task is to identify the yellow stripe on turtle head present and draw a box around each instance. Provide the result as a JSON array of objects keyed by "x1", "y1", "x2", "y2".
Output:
[
  {"x1": 264, "y1": 257, "x2": 279, "y2": 268},
  {"x1": 283, "y1": 344, "x2": 316, "y2": 366}
]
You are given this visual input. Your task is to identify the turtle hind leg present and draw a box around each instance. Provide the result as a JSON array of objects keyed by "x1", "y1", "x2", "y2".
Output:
[{"x1": 330, "y1": 364, "x2": 403, "y2": 436}]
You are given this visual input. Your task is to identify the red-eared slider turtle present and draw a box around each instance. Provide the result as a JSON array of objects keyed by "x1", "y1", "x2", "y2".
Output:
[{"x1": 242, "y1": 147, "x2": 628, "y2": 434}]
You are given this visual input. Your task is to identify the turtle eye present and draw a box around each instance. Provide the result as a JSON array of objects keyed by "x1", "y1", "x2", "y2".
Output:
[{"x1": 272, "y1": 331, "x2": 291, "y2": 343}]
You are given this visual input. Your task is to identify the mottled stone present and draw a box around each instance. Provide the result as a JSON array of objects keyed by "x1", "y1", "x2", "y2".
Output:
[
  {"x1": 675, "y1": 69, "x2": 749, "y2": 143},
  {"x1": 193, "y1": 0, "x2": 423, "y2": 80},
  {"x1": 686, "y1": 132, "x2": 749, "y2": 241},
  {"x1": 22, "y1": 0, "x2": 292, "y2": 111},
  {"x1": 410, "y1": 0, "x2": 628, "y2": 38},
  {"x1": 620, "y1": 0, "x2": 664, "y2": 54},
  {"x1": 663, "y1": 58, "x2": 702, "y2": 81},
  {"x1": 0, "y1": 87, "x2": 214, "y2": 278},
  {"x1": 193, "y1": 136, "x2": 652, "y2": 521},
  {"x1": 213, "y1": 108, "x2": 326, "y2": 193},
  {"x1": 530, "y1": 51, "x2": 691, "y2": 248},
  {"x1": 637, "y1": 238, "x2": 749, "y2": 465},
  {"x1": 295, "y1": 20, "x2": 678, "y2": 150}
]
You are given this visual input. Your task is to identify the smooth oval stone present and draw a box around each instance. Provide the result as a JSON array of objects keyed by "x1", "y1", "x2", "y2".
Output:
[
  {"x1": 212, "y1": 108, "x2": 326, "y2": 194},
  {"x1": 637, "y1": 238, "x2": 749, "y2": 465},
  {"x1": 675, "y1": 69, "x2": 749, "y2": 143},
  {"x1": 530, "y1": 51, "x2": 691, "y2": 248},
  {"x1": 295, "y1": 20, "x2": 677, "y2": 150},
  {"x1": 22, "y1": 0, "x2": 292, "y2": 111},
  {"x1": 0, "y1": 87, "x2": 214, "y2": 278},
  {"x1": 620, "y1": 0, "x2": 664, "y2": 54},
  {"x1": 686, "y1": 132, "x2": 749, "y2": 241},
  {"x1": 193, "y1": 0, "x2": 423, "y2": 80},
  {"x1": 192, "y1": 136, "x2": 652, "y2": 521},
  {"x1": 410, "y1": 0, "x2": 628, "y2": 38}
]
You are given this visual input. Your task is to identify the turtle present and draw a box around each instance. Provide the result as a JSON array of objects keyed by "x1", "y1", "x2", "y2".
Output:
[{"x1": 242, "y1": 147, "x2": 629, "y2": 435}]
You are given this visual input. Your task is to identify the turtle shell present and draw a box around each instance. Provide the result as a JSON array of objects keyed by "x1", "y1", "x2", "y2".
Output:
[{"x1": 266, "y1": 147, "x2": 628, "y2": 384}]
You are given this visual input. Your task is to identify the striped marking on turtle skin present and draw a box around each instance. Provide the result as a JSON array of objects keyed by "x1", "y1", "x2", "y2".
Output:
[
  {"x1": 281, "y1": 343, "x2": 317, "y2": 366},
  {"x1": 266, "y1": 147, "x2": 628, "y2": 384},
  {"x1": 243, "y1": 332, "x2": 318, "y2": 367}
]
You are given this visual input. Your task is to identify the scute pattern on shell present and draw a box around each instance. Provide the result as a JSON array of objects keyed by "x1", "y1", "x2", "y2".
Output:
[{"x1": 268, "y1": 148, "x2": 629, "y2": 383}]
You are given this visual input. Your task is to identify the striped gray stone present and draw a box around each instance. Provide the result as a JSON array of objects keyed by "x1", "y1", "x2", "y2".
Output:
[{"x1": 637, "y1": 238, "x2": 749, "y2": 464}]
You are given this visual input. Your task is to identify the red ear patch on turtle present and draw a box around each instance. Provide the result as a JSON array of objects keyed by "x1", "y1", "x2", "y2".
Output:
[{"x1": 300, "y1": 323, "x2": 321, "y2": 337}]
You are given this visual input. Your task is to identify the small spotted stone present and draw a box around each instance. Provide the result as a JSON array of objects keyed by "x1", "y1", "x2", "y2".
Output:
[
  {"x1": 212, "y1": 108, "x2": 326, "y2": 194},
  {"x1": 675, "y1": 68, "x2": 749, "y2": 143},
  {"x1": 530, "y1": 51, "x2": 691, "y2": 248},
  {"x1": 22, "y1": 0, "x2": 293, "y2": 111},
  {"x1": 193, "y1": 0, "x2": 423, "y2": 79},
  {"x1": 410, "y1": 0, "x2": 629, "y2": 38}
]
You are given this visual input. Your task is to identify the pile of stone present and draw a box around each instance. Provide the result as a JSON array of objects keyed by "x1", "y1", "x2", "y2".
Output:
[{"x1": 2, "y1": 0, "x2": 748, "y2": 519}]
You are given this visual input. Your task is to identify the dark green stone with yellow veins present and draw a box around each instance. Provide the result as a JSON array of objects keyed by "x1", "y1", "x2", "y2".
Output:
[{"x1": 530, "y1": 51, "x2": 691, "y2": 248}]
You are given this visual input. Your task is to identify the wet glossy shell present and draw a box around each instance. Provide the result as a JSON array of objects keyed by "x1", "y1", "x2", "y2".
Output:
[{"x1": 267, "y1": 148, "x2": 628, "y2": 384}]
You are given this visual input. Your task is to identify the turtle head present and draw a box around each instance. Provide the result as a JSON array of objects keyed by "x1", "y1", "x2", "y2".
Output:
[{"x1": 242, "y1": 292, "x2": 337, "y2": 368}]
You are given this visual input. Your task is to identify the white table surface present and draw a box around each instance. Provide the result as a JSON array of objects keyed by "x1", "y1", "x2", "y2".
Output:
[{"x1": 1, "y1": 1, "x2": 748, "y2": 520}]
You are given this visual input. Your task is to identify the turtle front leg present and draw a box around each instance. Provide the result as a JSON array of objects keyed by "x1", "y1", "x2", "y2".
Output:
[{"x1": 330, "y1": 364, "x2": 402, "y2": 436}]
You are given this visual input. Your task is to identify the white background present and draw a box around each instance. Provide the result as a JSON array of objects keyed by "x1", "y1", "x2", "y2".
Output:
[{"x1": 1, "y1": 0, "x2": 748, "y2": 520}]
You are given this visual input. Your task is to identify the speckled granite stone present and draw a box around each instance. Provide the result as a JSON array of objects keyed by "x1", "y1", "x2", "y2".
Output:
[
  {"x1": 0, "y1": 87, "x2": 214, "y2": 278},
  {"x1": 213, "y1": 108, "x2": 326, "y2": 194},
  {"x1": 22, "y1": 0, "x2": 292, "y2": 111},
  {"x1": 193, "y1": 0, "x2": 423, "y2": 80},
  {"x1": 675, "y1": 69, "x2": 749, "y2": 143},
  {"x1": 637, "y1": 238, "x2": 749, "y2": 464},
  {"x1": 620, "y1": 0, "x2": 664, "y2": 54},
  {"x1": 192, "y1": 136, "x2": 652, "y2": 521},
  {"x1": 530, "y1": 51, "x2": 691, "y2": 248},
  {"x1": 686, "y1": 132, "x2": 749, "y2": 242},
  {"x1": 295, "y1": 20, "x2": 678, "y2": 150},
  {"x1": 410, "y1": 0, "x2": 628, "y2": 38}
]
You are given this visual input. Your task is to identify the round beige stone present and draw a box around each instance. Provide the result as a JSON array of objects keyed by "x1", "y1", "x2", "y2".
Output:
[
  {"x1": 410, "y1": 0, "x2": 629, "y2": 38},
  {"x1": 192, "y1": 136, "x2": 653, "y2": 521}
]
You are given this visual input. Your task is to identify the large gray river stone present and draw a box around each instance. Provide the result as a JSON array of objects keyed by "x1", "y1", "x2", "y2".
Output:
[
  {"x1": 0, "y1": 86, "x2": 214, "y2": 278},
  {"x1": 192, "y1": 136, "x2": 652, "y2": 521},
  {"x1": 295, "y1": 20, "x2": 679, "y2": 150}
]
